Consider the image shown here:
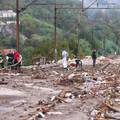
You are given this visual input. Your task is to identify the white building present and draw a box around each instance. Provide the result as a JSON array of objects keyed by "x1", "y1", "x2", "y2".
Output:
[
  {"x1": 0, "y1": 10, "x2": 16, "y2": 18},
  {"x1": 0, "y1": 10, "x2": 16, "y2": 35},
  {"x1": 0, "y1": 10, "x2": 16, "y2": 25}
]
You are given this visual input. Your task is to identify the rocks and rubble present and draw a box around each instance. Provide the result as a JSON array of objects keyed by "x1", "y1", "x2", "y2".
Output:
[{"x1": 0, "y1": 55, "x2": 119, "y2": 120}]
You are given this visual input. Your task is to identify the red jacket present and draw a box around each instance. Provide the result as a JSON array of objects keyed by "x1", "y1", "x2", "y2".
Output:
[{"x1": 14, "y1": 51, "x2": 20, "y2": 61}]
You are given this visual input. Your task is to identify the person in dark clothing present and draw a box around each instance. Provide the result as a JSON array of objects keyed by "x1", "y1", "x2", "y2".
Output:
[{"x1": 92, "y1": 49, "x2": 97, "y2": 67}]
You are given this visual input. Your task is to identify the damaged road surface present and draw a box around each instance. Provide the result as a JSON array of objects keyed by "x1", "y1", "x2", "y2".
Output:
[{"x1": 0, "y1": 55, "x2": 120, "y2": 120}]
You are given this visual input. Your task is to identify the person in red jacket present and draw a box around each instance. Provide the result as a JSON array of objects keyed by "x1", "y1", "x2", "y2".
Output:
[
  {"x1": 13, "y1": 50, "x2": 21, "y2": 72},
  {"x1": 14, "y1": 51, "x2": 20, "y2": 64}
]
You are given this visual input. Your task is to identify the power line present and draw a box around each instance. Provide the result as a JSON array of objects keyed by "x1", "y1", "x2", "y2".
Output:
[
  {"x1": 84, "y1": 0, "x2": 98, "y2": 11},
  {"x1": 20, "y1": 0, "x2": 39, "y2": 12}
]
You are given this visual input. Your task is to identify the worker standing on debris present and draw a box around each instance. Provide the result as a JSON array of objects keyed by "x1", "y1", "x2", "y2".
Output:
[
  {"x1": 92, "y1": 49, "x2": 97, "y2": 67},
  {"x1": 13, "y1": 50, "x2": 21, "y2": 72},
  {"x1": 62, "y1": 49, "x2": 68, "y2": 71},
  {"x1": 75, "y1": 56, "x2": 82, "y2": 70},
  {"x1": 13, "y1": 51, "x2": 20, "y2": 64}
]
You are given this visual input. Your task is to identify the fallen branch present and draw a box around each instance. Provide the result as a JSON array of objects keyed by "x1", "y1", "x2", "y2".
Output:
[
  {"x1": 56, "y1": 96, "x2": 67, "y2": 103},
  {"x1": 99, "y1": 62, "x2": 110, "y2": 71},
  {"x1": 105, "y1": 103, "x2": 120, "y2": 112},
  {"x1": 105, "y1": 111, "x2": 120, "y2": 120},
  {"x1": 0, "y1": 81, "x2": 8, "y2": 85}
]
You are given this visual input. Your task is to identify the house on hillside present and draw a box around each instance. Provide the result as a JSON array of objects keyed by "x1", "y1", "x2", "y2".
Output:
[
  {"x1": 0, "y1": 10, "x2": 16, "y2": 18},
  {"x1": 0, "y1": 10, "x2": 16, "y2": 36},
  {"x1": 0, "y1": 10, "x2": 16, "y2": 25}
]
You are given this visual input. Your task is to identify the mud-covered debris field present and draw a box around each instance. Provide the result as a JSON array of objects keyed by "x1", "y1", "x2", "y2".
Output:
[{"x1": 0, "y1": 55, "x2": 120, "y2": 120}]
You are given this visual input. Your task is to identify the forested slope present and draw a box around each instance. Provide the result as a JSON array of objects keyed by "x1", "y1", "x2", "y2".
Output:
[{"x1": 0, "y1": 0, "x2": 120, "y2": 64}]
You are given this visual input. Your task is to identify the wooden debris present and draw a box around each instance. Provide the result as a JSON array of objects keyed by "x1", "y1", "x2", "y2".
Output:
[
  {"x1": 56, "y1": 96, "x2": 67, "y2": 103},
  {"x1": 59, "y1": 87, "x2": 71, "y2": 98},
  {"x1": 0, "y1": 78, "x2": 8, "y2": 85},
  {"x1": 105, "y1": 102, "x2": 120, "y2": 112},
  {"x1": 105, "y1": 111, "x2": 120, "y2": 120},
  {"x1": 0, "y1": 81, "x2": 8, "y2": 85},
  {"x1": 99, "y1": 62, "x2": 110, "y2": 71}
]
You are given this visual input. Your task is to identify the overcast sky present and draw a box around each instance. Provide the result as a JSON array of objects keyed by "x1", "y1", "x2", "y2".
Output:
[{"x1": 83, "y1": 0, "x2": 120, "y2": 7}]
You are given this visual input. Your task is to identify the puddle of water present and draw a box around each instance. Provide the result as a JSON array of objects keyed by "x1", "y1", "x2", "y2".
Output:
[{"x1": 0, "y1": 87, "x2": 25, "y2": 96}]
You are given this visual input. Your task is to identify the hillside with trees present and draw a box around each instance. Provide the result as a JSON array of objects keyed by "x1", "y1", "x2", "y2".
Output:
[{"x1": 0, "y1": 0, "x2": 120, "y2": 64}]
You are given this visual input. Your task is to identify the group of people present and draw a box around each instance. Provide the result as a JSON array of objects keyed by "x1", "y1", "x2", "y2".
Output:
[
  {"x1": 62, "y1": 49, "x2": 97, "y2": 71},
  {"x1": 62, "y1": 49, "x2": 82, "y2": 71},
  {"x1": 0, "y1": 49, "x2": 21, "y2": 71}
]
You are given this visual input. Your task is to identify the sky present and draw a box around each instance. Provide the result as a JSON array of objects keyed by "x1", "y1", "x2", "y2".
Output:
[{"x1": 83, "y1": 0, "x2": 120, "y2": 7}]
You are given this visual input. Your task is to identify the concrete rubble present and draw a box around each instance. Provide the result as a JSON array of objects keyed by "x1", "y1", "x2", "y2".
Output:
[{"x1": 0, "y1": 55, "x2": 120, "y2": 120}]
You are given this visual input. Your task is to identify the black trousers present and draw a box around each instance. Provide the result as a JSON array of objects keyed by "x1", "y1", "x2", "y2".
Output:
[{"x1": 93, "y1": 58, "x2": 96, "y2": 67}]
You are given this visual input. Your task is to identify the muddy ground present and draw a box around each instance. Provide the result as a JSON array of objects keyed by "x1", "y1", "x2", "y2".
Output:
[{"x1": 0, "y1": 55, "x2": 120, "y2": 120}]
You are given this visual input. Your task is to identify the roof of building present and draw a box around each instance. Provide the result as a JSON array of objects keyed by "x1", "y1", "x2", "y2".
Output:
[{"x1": 0, "y1": 10, "x2": 16, "y2": 18}]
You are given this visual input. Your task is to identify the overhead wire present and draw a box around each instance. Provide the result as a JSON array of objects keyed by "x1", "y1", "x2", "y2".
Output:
[
  {"x1": 20, "y1": 0, "x2": 39, "y2": 12},
  {"x1": 84, "y1": 0, "x2": 98, "y2": 11}
]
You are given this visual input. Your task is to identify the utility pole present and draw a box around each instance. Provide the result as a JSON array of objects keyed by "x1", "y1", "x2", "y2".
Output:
[
  {"x1": 92, "y1": 29, "x2": 94, "y2": 48},
  {"x1": 82, "y1": 0, "x2": 84, "y2": 11},
  {"x1": 77, "y1": 0, "x2": 84, "y2": 58},
  {"x1": 77, "y1": 27, "x2": 80, "y2": 57},
  {"x1": 103, "y1": 35, "x2": 105, "y2": 56},
  {"x1": 16, "y1": 0, "x2": 39, "y2": 52},
  {"x1": 54, "y1": 3, "x2": 57, "y2": 63},
  {"x1": 16, "y1": 0, "x2": 20, "y2": 52}
]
